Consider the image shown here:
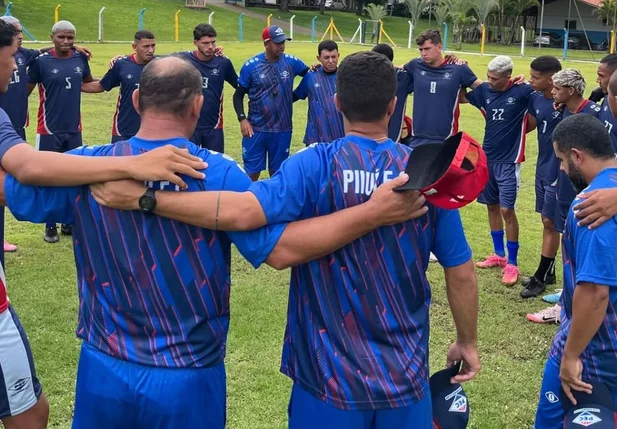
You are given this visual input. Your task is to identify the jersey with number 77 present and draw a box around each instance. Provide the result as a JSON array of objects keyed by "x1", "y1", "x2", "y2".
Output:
[{"x1": 27, "y1": 49, "x2": 91, "y2": 135}]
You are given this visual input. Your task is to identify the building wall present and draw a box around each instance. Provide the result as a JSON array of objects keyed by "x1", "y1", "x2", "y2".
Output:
[{"x1": 536, "y1": 0, "x2": 609, "y2": 42}]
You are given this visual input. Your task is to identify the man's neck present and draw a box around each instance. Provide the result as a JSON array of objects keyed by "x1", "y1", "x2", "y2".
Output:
[
  {"x1": 542, "y1": 87, "x2": 553, "y2": 99},
  {"x1": 424, "y1": 56, "x2": 444, "y2": 67},
  {"x1": 133, "y1": 54, "x2": 148, "y2": 65},
  {"x1": 135, "y1": 116, "x2": 191, "y2": 141},
  {"x1": 565, "y1": 96, "x2": 586, "y2": 114},
  {"x1": 54, "y1": 48, "x2": 71, "y2": 59},
  {"x1": 345, "y1": 122, "x2": 389, "y2": 142},
  {"x1": 586, "y1": 158, "x2": 617, "y2": 185},
  {"x1": 264, "y1": 51, "x2": 279, "y2": 62},
  {"x1": 195, "y1": 50, "x2": 213, "y2": 62}
]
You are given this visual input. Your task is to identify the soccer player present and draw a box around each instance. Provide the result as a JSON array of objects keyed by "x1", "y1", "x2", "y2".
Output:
[
  {"x1": 551, "y1": 69, "x2": 601, "y2": 238},
  {"x1": 81, "y1": 30, "x2": 156, "y2": 143},
  {"x1": 27, "y1": 20, "x2": 96, "y2": 243},
  {"x1": 2, "y1": 56, "x2": 427, "y2": 429},
  {"x1": 403, "y1": 29, "x2": 481, "y2": 147},
  {"x1": 0, "y1": 20, "x2": 208, "y2": 429},
  {"x1": 534, "y1": 114, "x2": 617, "y2": 428},
  {"x1": 522, "y1": 56, "x2": 563, "y2": 299},
  {"x1": 463, "y1": 56, "x2": 532, "y2": 286},
  {"x1": 177, "y1": 24, "x2": 238, "y2": 152},
  {"x1": 233, "y1": 25, "x2": 309, "y2": 181},
  {"x1": 92, "y1": 52, "x2": 480, "y2": 429},
  {"x1": 293, "y1": 40, "x2": 344, "y2": 145},
  {"x1": 371, "y1": 43, "x2": 414, "y2": 143},
  {"x1": 595, "y1": 54, "x2": 617, "y2": 150}
]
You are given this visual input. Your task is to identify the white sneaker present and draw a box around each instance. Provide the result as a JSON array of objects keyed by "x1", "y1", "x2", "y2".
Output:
[
  {"x1": 526, "y1": 304, "x2": 561, "y2": 325},
  {"x1": 429, "y1": 252, "x2": 438, "y2": 263}
]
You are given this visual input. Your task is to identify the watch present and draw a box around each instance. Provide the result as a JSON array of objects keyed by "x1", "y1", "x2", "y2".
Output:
[
  {"x1": 237, "y1": 113, "x2": 246, "y2": 122},
  {"x1": 138, "y1": 188, "x2": 157, "y2": 213}
]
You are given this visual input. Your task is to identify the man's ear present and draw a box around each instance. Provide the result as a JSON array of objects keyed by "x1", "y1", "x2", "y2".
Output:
[{"x1": 132, "y1": 89, "x2": 140, "y2": 114}]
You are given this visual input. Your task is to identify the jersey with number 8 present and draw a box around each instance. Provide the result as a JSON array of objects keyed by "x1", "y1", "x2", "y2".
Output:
[{"x1": 27, "y1": 49, "x2": 91, "y2": 135}]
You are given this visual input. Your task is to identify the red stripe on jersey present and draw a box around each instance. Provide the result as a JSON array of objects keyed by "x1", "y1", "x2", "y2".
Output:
[
  {"x1": 111, "y1": 93, "x2": 121, "y2": 136},
  {"x1": 516, "y1": 113, "x2": 528, "y2": 163},
  {"x1": 36, "y1": 84, "x2": 51, "y2": 135},
  {"x1": 451, "y1": 103, "x2": 461, "y2": 135},
  {"x1": 216, "y1": 94, "x2": 224, "y2": 129}
]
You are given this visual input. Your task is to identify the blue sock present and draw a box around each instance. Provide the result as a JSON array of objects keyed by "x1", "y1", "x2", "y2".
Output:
[
  {"x1": 507, "y1": 240, "x2": 519, "y2": 266},
  {"x1": 490, "y1": 230, "x2": 505, "y2": 257}
]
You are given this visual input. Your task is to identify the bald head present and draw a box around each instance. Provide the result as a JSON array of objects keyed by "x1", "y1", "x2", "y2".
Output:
[{"x1": 138, "y1": 56, "x2": 203, "y2": 118}]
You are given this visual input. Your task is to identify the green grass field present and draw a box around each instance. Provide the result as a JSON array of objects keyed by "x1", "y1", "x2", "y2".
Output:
[{"x1": 1, "y1": 41, "x2": 604, "y2": 429}]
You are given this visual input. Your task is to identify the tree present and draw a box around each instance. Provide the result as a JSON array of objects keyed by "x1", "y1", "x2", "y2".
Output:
[
  {"x1": 444, "y1": 0, "x2": 474, "y2": 48},
  {"x1": 504, "y1": 0, "x2": 536, "y2": 44},
  {"x1": 405, "y1": 0, "x2": 432, "y2": 39},
  {"x1": 364, "y1": 3, "x2": 387, "y2": 42},
  {"x1": 473, "y1": 0, "x2": 497, "y2": 27},
  {"x1": 433, "y1": 2, "x2": 449, "y2": 28},
  {"x1": 280, "y1": 0, "x2": 290, "y2": 12},
  {"x1": 595, "y1": 0, "x2": 617, "y2": 35}
]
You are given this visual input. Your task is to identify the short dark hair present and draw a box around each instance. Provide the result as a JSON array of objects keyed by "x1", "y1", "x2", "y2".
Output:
[
  {"x1": 318, "y1": 40, "x2": 338, "y2": 55},
  {"x1": 139, "y1": 56, "x2": 203, "y2": 118},
  {"x1": 530, "y1": 56, "x2": 561, "y2": 74},
  {"x1": 609, "y1": 69, "x2": 617, "y2": 95},
  {"x1": 193, "y1": 24, "x2": 217, "y2": 40},
  {"x1": 416, "y1": 29, "x2": 441, "y2": 46},
  {"x1": 601, "y1": 54, "x2": 617, "y2": 73},
  {"x1": 336, "y1": 51, "x2": 396, "y2": 123},
  {"x1": 372, "y1": 43, "x2": 394, "y2": 62},
  {"x1": 134, "y1": 30, "x2": 155, "y2": 41},
  {"x1": 553, "y1": 114, "x2": 614, "y2": 159},
  {"x1": 0, "y1": 20, "x2": 16, "y2": 48}
]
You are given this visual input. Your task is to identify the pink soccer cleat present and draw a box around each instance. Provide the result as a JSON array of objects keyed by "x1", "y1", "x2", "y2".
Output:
[
  {"x1": 501, "y1": 264, "x2": 520, "y2": 286},
  {"x1": 475, "y1": 254, "x2": 507, "y2": 269},
  {"x1": 526, "y1": 304, "x2": 561, "y2": 325},
  {"x1": 3, "y1": 240, "x2": 17, "y2": 253}
]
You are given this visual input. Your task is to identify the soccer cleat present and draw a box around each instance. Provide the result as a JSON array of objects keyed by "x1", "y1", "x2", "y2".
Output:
[
  {"x1": 44, "y1": 226, "x2": 59, "y2": 244},
  {"x1": 521, "y1": 273, "x2": 556, "y2": 286},
  {"x1": 520, "y1": 277, "x2": 547, "y2": 298},
  {"x1": 429, "y1": 252, "x2": 438, "y2": 263},
  {"x1": 526, "y1": 304, "x2": 561, "y2": 324},
  {"x1": 476, "y1": 254, "x2": 507, "y2": 269},
  {"x1": 3, "y1": 240, "x2": 17, "y2": 253},
  {"x1": 501, "y1": 264, "x2": 520, "y2": 286},
  {"x1": 61, "y1": 224, "x2": 72, "y2": 236},
  {"x1": 542, "y1": 289, "x2": 563, "y2": 304}
]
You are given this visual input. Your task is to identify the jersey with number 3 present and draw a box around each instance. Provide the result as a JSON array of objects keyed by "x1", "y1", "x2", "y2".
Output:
[
  {"x1": 403, "y1": 59, "x2": 477, "y2": 141},
  {"x1": 466, "y1": 82, "x2": 533, "y2": 164},
  {"x1": 599, "y1": 97, "x2": 617, "y2": 151},
  {"x1": 28, "y1": 49, "x2": 91, "y2": 135}
]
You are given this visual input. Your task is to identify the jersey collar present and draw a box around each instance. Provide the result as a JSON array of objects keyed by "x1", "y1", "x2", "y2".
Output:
[
  {"x1": 345, "y1": 134, "x2": 396, "y2": 152},
  {"x1": 128, "y1": 136, "x2": 191, "y2": 151}
]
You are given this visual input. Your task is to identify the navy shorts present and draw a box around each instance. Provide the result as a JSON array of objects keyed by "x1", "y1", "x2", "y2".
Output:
[
  {"x1": 242, "y1": 130, "x2": 292, "y2": 175},
  {"x1": 477, "y1": 163, "x2": 521, "y2": 210},
  {"x1": 534, "y1": 357, "x2": 617, "y2": 429},
  {"x1": 288, "y1": 383, "x2": 432, "y2": 429},
  {"x1": 554, "y1": 171, "x2": 578, "y2": 234},
  {"x1": 72, "y1": 342, "x2": 227, "y2": 429},
  {"x1": 35, "y1": 132, "x2": 82, "y2": 153},
  {"x1": 190, "y1": 128, "x2": 225, "y2": 153},
  {"x1": 535, "y1": 177, "x2": 558, "y2": 222},
  {"x1": 407, "y1": 136, "x2": 443, "y2": 148},
  {"x1": 111, "y1": 134, "x2": 135, "y2": 144}
]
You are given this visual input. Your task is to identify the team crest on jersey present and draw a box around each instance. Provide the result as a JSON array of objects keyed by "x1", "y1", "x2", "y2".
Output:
[
  {"x1": 572, "y1": 409, "x2": 602, "y2": 426},
  {"x1": 16, "y1": 57, "x2": 23, "y2": 65},
  {"x1": 280, "y1": 70, "x2": 290, "y2": 79},
  {"x1": 486, "y1": 99, "x2": 491, "y2": 104},
  {"x1": 51, "y1": 68, "x2": 59, "y2": 74},
  {"x1": 443, "y1": 72, "x2": 452, "y2": 79},
  {"x1": 507, "y1": 97, "x2": 516, "y2": 104},
  {"x1": 420, "y1": 70, "x2": 426, "y2": 75},
  {"x1": 211, "y1": 68, "x2": 219, "y2": 75},
  {"x1": 74, "y1": 67, "x2": 82, "y2": 74},
  {"x1": 445, "y1": 387, "x2": 467, "y2": 413},
  {"x1": 126, "y1": 74, "x2": 133, "y2": 79}
]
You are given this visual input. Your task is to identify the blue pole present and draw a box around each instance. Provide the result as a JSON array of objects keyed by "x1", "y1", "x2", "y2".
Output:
[
  {"x1": 312, "y1": 16, "x2": 317, "y2": 43},
  {"x1": 562, "y1": 28, "x2": 568, "y2": 61},
  {"x1": 21, "y1": 25, "x2": 35, "y2": 41},
  {"x1": 139, "y1": 8, "x2": 146, "y2": 30},
  {"x1": 5, "y1": 2, "x2": 12, "y2": 16},
  {"x1": 239, "y1": 13, "x2": 244, "y2": 42},
  {"x1": 443, "y1": 22, "x2": 448, "y2": 51}
]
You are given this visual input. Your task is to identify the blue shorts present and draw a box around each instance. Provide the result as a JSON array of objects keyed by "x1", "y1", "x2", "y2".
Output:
[
  {"x1": 35, "y1": 132, "x2": 82, "y2": 153},
  {"x1": 535, "y1": 177, "x2": 557, "y2": 222},
  {"x1": 534, "y1": 358, "x2": 617, "y2": 429},
  {"x1": 242, "y1": 130, "x2": 292, "y2": 175},
  {"x1": 554, "y1": 170, "x2": 577, "y2": 234},
  {"x1": 288, "y1": 383, "x2": 433, "y2": 429},
  {"x1": 111, "y1": 134, "x2": 135, "y2": 144},
  {"x1": 190, "y1": 128, "x2": 225, "y2": 153},
  {"x1": 72, "y1": 342, "x2": 226, "y2": 429},
  {"x1": 477, "y1": 163, "x2": 521, "y2": 210},
  {"x1": 407, "y1": 136, "x2": 443, "y2": 148}
]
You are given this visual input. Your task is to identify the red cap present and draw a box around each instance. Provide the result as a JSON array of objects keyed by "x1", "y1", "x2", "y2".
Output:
[{"x1": 395, "y1": 132, "x2": 488, "y2": 209}]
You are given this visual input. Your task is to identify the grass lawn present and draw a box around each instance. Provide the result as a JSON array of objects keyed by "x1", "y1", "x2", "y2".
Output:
[{"x1": 2, "y1": 42, "x2": 603, "y2": 429}]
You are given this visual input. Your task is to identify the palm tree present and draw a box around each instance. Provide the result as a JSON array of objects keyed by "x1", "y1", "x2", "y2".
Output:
[
  {"x1": 473, "y1": 0, "x2": 497, "y2": 27},
  {"x1": 505, "y1": 0, "x2": 536, "y2": 44},
  {"x1": 433, "y1": 3, "x2": 449, "y2": 29},
  {"x1": 595, "y1": 0, "x2": 617, "y2": 35},
  {"x1": 405, "y1": 0, "x2": 432, "y2": 40},
  {"x1": 444, "y1": 0, "x2": 474, "y2": 48},
  {"x1": 364, "y1": 3, "x2": 387, "y2": 42}
]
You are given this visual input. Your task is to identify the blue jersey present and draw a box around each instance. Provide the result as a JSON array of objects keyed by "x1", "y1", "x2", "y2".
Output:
[
  {"x1": 562, "y1": 99, "x2": 602, "y2": 120},
  {"x1": 549, "y1": 167, "x2": 617, "y2": 391},
  {"x1": 599, "y1": 97, "x2": 617, "y2": 152},
  {"x1": 293, "y1": 68, "x2": 344, "y2": 144},
  {"x1": 100, "y1": 54, "x2": 145, "y2": 138},
  {"x1": 0, "y1": 47, "x2": 39, "y2": 131},
  {"x1": 28, "y1": 49, "x2": 91, "y2": 135},
  {"x1": 177, "y1": 52, "x2": 238, "y2": 130},
  {"x1": 466, "y1": 82, "x2": 533, "y2": 164},
  {"x1": 528, "y1": 91, "x2": 562, "y2": 183},
  {"x1": 5, "y1": 138, "x2": 286, "y2": 369},
  {"x1": 403, "y1": 59, "x2": 477, "y2": 141},
  {"x1": 238, "y1": 52, "x2": 308, "y2": 132},
  {"x1": 249, "y1": 136, "x2": 472, "y2": 410},
  {"x1": 388, "y1": 69, "x2": 414, "y2": 142}
]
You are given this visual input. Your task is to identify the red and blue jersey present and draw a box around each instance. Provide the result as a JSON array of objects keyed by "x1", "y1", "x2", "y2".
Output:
[
  {"x1": 177, "y1": 52, "x2": 238, "y2": 130},
  {"x1": 388, "y1": 69, "x2": 414, "y2": 142},
  {"x1": 100, "y1": 54, "x2": 145, "y2": 138},
  {"x1": 27, "y1": 49, "x2": 91, "y2": 135},
  {"x1": 4, "y1": 137, "x2": 286, "y2": 368},
  {"x1": 549, "y1": 167, "x2": 617, "y2": 391},
  {"x1": 466, "y1": 82, "x2": 533, "y2": 164},
  {"x1": 0, "y1": 47, "x2": 39, "y2": 131},
  {"x1": 248, "y1": 135, "x2": 472, "y2": 410},
  {"x1": 528, "y1": 91, "x2": 562, "y2": 183},
  {"x1": 403, "y1": 59, "x2": 477, "y2": 141},
  {"x1": 238, "y1": 52, "x2": 308, "y2": 132},
  {"x1": 293, "y1": 68, "x2": 344, "y2": 144},
  {"x1": 599, "y1": 97, "x2": 617, "y2": 152}
]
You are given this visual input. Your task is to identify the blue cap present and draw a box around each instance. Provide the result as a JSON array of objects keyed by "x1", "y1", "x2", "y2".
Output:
[
  {"x1": 562, "y1": 382, "x2": 616, "y2": 428},
  {"x1": 430, "y1": 362, "x2": 469, "y2": 429},
  {"x1": 262, "y1": 25, "x2": 290, "y2": 43}
]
